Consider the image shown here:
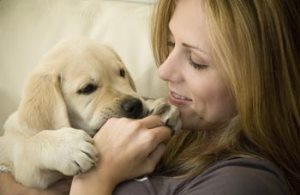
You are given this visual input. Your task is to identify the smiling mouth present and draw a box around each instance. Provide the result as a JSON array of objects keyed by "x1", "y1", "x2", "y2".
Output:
[
  {"x1": 169, "y1": 91, "x2": 192, "y2": 106},
  {"x1": 171, "y1": 91, "x2": 191, "y2": 101}
]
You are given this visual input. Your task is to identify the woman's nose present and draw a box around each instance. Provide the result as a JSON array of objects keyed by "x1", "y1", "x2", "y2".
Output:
[{"x1": 158, "y1": 53, "x2": 181, "y2": 82}]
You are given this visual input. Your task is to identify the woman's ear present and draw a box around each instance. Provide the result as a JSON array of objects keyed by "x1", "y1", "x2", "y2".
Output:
[{"x1": 18, "y1": 72, "x2": 70, "y2": 131}]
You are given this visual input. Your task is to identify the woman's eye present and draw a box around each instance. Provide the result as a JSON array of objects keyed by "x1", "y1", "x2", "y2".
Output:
[
  {"x1": 188, "y1": 55, "x2": 208, "y2": 70},
  {"x1": 119, "y1": 68, "x2": 126, "y2": 78},
  {"x1": 77, "y1": 84, "x2": 98, "y2": 95}
]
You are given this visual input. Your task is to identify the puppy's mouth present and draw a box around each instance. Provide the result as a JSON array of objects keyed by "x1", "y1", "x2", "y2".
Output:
[
  {"x1": 78, "y1": 98, "x2": 149, "y2": 137},
  {"x1": 89, "y1": 116, "x2": 110, "y2": 137},
  {"x1": 69, "y1": 113, "x2": 110, "y2": 137},
  {"x1": 89, "y1": 109, "x2": 149, "y2": 137}
]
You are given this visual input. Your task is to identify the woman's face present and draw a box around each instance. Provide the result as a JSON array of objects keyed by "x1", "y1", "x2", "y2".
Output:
[{"x1": 158, "y1": 0, "x2": 237, "y2": 131}]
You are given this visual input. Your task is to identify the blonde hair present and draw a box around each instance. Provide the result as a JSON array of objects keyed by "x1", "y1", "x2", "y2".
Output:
[{"x1": 152, "y1": 0, "x2": 300, "y2": 194}]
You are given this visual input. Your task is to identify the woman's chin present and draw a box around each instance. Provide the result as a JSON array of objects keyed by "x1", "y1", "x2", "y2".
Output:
[
  {"x1": 179, "y1": 110, "x2": 203, "y2": 131},
  {"x1": 181, "y1": 120, "x2": 202, "y2": 131},
  {"x1": 178, "y1": 109, "x2": 221, "y2": 131}
]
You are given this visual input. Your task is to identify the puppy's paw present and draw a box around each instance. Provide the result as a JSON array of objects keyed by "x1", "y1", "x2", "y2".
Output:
[
  {"x1": 52, "y1": 128, "x2": 97, "y2": 176},
  {"x1": 146, "y1": 98, "x2": 182, "y2": 132}
]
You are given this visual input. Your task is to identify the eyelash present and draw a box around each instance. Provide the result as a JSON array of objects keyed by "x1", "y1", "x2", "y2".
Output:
[
  {"x1": 188, "y1": 55, "x2": 208, "y2": 70},
  {"x1": 167, "y1": 41, "x2": 208, "y2": 70}
]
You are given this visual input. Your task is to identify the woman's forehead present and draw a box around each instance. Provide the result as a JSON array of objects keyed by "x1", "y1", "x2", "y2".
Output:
[{"x1": 169, "y1": 0, "x2": 212, "y2": 56}]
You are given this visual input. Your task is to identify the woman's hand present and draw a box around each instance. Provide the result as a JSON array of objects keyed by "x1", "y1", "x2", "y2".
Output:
[
  {"x1": 70, "y1": 115, "x2": 172, "y2": 195},
  {"x1": 0, "y1": 172, "x2": 71, "y2": 195},
  {"x1": 95, "y1": 115, "x2": 172, "y2": 182}
]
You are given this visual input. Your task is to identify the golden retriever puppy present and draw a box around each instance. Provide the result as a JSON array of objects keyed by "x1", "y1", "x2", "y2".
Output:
[{"x1": 0, "y1": 38, "x2": 181, "y2": 189}]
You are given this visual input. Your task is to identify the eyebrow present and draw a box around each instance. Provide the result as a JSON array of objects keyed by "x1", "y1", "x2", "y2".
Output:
[{"x1": 182, "y1": 43, "x2": 208, "y2": 55}]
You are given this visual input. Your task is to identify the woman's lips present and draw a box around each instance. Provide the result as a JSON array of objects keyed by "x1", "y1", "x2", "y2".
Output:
[{"x1": 169, "y1": 91, "x2": 192, "y2": 106}]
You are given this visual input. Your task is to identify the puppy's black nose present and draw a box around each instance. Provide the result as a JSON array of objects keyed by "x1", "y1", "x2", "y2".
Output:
[{"x1": 122, "y1": 98, "x2": 143, "y2": 119}]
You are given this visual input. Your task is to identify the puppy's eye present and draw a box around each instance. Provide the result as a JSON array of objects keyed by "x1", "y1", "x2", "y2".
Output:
[
  {"x1": 77, "y1": 84, "x2": 98, "y2": 95},
  {"x1": 119, "y1": 68, "x2": 126, "y2": 78}
]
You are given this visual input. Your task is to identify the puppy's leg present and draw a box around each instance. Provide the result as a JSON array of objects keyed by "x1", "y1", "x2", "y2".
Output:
[
  {"x1": 13, "y1": 128, "x2": 97, "y2": 189},
  {"x1": 145, "y1": 98, "x2": 182, "y2": 132}
]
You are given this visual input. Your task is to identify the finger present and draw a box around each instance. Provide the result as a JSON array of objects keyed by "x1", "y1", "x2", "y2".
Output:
[
  {"x1": 141, "y1": 126, "x2": 172, "y2": 156},
  {"x1": 150, "y1": 126, "x2": 172, "y2": 145},
  {"x1": 103, "y1": 117, "x2": 122, "y2": 126},
  {"x1": 145, "y1": 143, "x2": 166, "y2": 173},
  {"x1": 49, "y1": 177, "x2": 72, "y2": 192},
  {"x1": 140, "y1": 115, "x2": 164, "y2": 129}
]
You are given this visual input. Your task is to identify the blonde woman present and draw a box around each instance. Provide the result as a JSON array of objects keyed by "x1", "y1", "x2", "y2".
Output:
[
  {"x1": 71, "y1": 0, "x2": 300, "y2": 194},
  {"x1": 1, "y1": 0, "x2": 299, "y2": 194}
]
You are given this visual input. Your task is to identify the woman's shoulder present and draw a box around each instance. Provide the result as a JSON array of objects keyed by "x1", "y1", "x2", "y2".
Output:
[
  {"x1": 114, "y1": 157, "x2": 290, "y2": 195},
  {"x1": 181, "y1": 157, "x2": 290, "y2": 195}
]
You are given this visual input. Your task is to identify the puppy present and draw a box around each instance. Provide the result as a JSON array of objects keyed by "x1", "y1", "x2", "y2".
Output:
[{"x1": 0, "y1": 38, "x2": 181, "y2": 189}]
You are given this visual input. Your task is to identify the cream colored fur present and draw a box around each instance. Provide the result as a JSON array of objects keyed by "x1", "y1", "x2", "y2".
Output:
[{"x1": 0, "y1": 38, "x2": 181, "y2": 189}]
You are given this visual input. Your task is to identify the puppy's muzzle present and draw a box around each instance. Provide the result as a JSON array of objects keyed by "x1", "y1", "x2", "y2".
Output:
[{"x1": 121, "y1": 97, "x2": 145, "y2": 119}]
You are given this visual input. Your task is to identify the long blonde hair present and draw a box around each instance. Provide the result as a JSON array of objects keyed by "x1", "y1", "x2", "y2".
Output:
[{"x1": 152, "y1": 0, "x2": 300, "y2": 194}]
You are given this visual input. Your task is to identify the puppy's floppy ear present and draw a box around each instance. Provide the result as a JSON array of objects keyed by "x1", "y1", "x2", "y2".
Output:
[{"x1": 18, "y1": 73, "x2": 70, "y2": 131}]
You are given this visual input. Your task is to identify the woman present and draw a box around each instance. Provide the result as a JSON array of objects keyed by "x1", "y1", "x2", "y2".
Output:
[
  {"x1": 71, "y1": 0, "x2": 300, "y2": 194},
  {"x1": 1, "y1": 0, "x2": 299, "y2": 194}
]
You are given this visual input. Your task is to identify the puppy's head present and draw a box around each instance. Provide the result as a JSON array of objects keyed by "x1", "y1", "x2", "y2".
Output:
[{"x1": 18, "y1": 38, "x2": 148, "y2": 135}]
